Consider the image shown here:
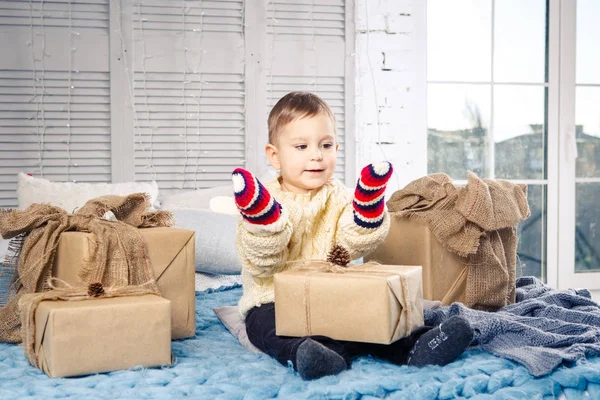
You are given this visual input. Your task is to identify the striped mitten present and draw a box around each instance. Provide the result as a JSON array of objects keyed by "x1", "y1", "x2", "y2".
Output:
[
  {"x1": 353, "y1": 162, "x2": 393, "y2": 229},
  {"x1": 231, "y1": 168, "x2": 282, "y2": 225}
]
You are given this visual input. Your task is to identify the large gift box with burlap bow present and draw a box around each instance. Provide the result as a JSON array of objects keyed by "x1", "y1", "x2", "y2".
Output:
[
  {"x1": 0, "y1": 193, "x2": 195, "y2": 342},
  {"x1": 274, "y1": 262, "x2": 424, "y2": 344},
  {"x1": 18, "y1": 282, "x2": 172, "y2": 378},
  {"x1": 366, "y1": 172, "x2": 530, "y2": 311},
  {"x1": 52, "y1": 227, "x2": 196, "y2": 339}
]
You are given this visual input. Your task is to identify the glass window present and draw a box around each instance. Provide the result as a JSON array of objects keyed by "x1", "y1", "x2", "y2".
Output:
[
  {"x1": 576, "y1": 0, "x2": 600, "y2": 84},
  {"x1": 427, "y1": 84, "x2": 490, "y2": 178},
  {"x1": 494, "y1": 85, "x2": 546, "y2": 180},
  {"x1": 574, "y1": 1, "x2": 600, "y2": 273},
  {"x1": 427, "y1": 0, "x2": 491, "y2": 82},
  {"x1": 575, "y1": 183, "x2": 600, "y2": 272},
  {"x1": 427, "y1": 0, "x2": 548, "y2": 281},
  {"x1": 517, "y1": 185, "x2": 546, "y2": 279},
  {"x1": 494, "y1": 0, "x2": 547, "y2": 83}
]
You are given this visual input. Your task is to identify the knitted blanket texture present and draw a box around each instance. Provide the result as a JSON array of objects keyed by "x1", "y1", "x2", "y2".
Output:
[
  {"x1": 425, "y1": 276, "x2": 600, "y2": 377},
  {"x1": 0, "y1": 284, "x2": 598, "y2": 399}
]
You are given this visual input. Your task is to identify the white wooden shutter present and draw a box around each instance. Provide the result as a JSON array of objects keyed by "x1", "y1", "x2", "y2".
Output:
[
  {"x1": 265, "y1": 0, "x2": 354, "y2": 183},
  {"x1": 0, "y1": 0, "x2": 111, "y2": 208},
  {"x1": 130, "y1": 0, "x2": 246, "y2": 195}
]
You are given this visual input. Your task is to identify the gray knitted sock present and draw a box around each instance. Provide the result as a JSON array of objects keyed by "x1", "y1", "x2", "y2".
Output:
[
  {"x1": 296, "y1": 339, "x2": 348, "y2": 380},
  {"x1": 407, "y1": 316, "x2": 473, "y2": 367}
]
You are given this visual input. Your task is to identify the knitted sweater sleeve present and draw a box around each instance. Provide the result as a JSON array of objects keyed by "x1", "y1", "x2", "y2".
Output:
[
  {"x1": 235, "y1": 208, "x2": 293, "y2": 278},
  {"x1": 334, "y1": 190, "x2": 391, "y2": 261}
]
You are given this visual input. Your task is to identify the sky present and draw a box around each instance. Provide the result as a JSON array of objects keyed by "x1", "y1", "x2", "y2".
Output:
[{"x1": 427, "y1": 0, "x2": 600, "y2": 140}]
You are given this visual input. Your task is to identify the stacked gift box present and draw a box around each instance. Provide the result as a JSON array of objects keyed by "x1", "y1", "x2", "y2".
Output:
[{"x1": 21, "y1": 226, "x2": 196, "y2": 378}]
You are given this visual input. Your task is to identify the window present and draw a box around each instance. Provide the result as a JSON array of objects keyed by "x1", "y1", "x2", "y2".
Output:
[
  {"x1": 426, "y1": 0, "x2": 549, "y2": 280},
  {"x1": 574, "y1": 0, "x2": 600, "y2": 273}
]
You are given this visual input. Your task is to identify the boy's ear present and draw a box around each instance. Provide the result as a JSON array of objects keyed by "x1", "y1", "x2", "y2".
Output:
[{"x1": 265, "y1": 143, "x2": 281, "y2": 170}]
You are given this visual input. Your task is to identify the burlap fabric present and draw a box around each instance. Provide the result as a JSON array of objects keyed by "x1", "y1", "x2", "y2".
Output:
[
  {"x1": 0, "y1": 193, "x2": 173, "y2": 343},
  {"x1": 18, "y1": 279, "x2": 158, "y2": 369},
  {"x1": 387, "y1": 172, "x2": 530, "y2": 311}
]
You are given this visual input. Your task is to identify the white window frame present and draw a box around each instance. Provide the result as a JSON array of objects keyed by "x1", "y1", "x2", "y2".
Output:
[
  {"x1": 416, "y1": 0, "x2": 593, "y2": 290},
  {"x1": 556, "y1": 0, "x2": 600, "y2": 290}
]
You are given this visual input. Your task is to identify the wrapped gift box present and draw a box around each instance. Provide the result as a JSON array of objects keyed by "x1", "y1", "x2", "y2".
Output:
[
  {"x1": 366, "y1": 217, "x2": 467, "y2": 306},
  {"x1": 28, "y1": 294, "x2": 172, "y2": 378},
  {"x1": 274, "y1": 264, "x2": 423, "y2": 344},
  {"x1": 52, "y1": 227, "x2": 196, "y2": 339}
]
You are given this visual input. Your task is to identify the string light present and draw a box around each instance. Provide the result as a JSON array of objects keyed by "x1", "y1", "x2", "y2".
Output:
[
  {"x1": 111, "y1": 0, "x2": 153, "y2": 178},
  {"x1": 311, "y1": 0, "x2": 318, "y2": 94},
  {"x1": 181, "y1": 0, "x2": 190, "y2": 189},
  {"x1": 28, "y1": 0, "x2": 49, "y2": 177},
  {"x1": 20, "y1": 0, "x2": 295, "y2": 193},
  {"x1": 266, "y1": 0, "x2": 276, "y2": 110},
  {"x1": 359, "y1": 0, "x2": 400, "y2": 189},
  {"x1": 239, "y1": 0, "x2": 246, "y2": 177},
  {"x1": 137, "y1": 1, "x2": 156, "y2": 179},
  {"x1": 195, "y1": 7, "x2": 210, "y2": 187},
  {"x1": 28, "y1": 0, "x2": 41, "y2": 177},
  {"x1": 40, "y1": 0, "x2": 48, "y2": 179},
  {"x1": 67, "y1": 0, "x2": 73, "y2": 180}
]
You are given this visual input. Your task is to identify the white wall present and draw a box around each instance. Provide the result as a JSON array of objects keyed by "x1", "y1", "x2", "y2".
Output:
[{"x1": 355, "y1": 0, "x2": 427, "y2": 193}]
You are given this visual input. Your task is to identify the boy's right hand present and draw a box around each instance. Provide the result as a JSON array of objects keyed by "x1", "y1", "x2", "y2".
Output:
[{"x1": 232, "y1": 168, "x2": 282, "y2": 225}]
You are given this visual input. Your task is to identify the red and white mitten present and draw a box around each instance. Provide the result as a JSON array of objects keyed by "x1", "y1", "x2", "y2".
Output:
[
  {"x1": 231, "y1": 168, "x2": 282, "y2": 225},
  {"x1": 353, "y1": 162, "x2": 393, "y2": 229}
]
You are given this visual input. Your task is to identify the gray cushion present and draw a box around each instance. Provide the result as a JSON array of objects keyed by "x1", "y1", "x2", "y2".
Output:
[
  {"x1": 213, "y1": 306, "x2": 262, "y2": 354},
  {"x1": 172, "y1": 209, "x2": 242, "y2": 275}
]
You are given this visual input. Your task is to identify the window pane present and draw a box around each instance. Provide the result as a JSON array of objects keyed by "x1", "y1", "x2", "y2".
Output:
[
  {"x1": 494, "y1": 0, "x2": 547, "y2": 83},
  {"x1": 517, "y1": 184, "x2": 546, "y2": 280},
  {"x1": 427, "y1": 0, "x2": 491, "y2": 82},
  {"x1": 575, "y1": 183, "x2": 600, "y2": 272},
  {"x1": 494, "y1": 85, "x2": 546, "y2": 179},
  {"x1": 427, "y1": 84, "x2": 491, "y2": 178},
  {"x1": 575, "y1": 87, "x2": 600, "y2": 178},
  {"x1": 576, "y1": 0, "x2": 600, "y2": 84}
]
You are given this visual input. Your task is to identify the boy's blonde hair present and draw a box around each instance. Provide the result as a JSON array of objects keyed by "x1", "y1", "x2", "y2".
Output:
[{"x1": 268, "y1": 91, "x2": 337, "y2": 145}]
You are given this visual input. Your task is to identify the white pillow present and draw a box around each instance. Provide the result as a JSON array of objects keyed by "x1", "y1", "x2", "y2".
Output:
[
  {"x1": 17, "y1": 173, "x2": 160, "y2": 212},
  {"x1": 209, "y1": 196, "x2": 238, "y2": 216},
  {"x1": 160, "y1": 185, "x2": 233, "y2": 211},
  {"x1": 172, "y1": 209, "x2": 241, "y2": 275}
]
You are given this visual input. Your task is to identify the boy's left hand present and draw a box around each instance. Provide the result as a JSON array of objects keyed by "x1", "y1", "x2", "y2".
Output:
[{"x1": 353, "y1": 162, "x2": 393, "y2": 229}]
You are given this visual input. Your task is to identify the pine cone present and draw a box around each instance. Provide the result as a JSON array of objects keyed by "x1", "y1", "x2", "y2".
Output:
[
  {"x1": 327, "y1": 245, "x2": 351, "y2": 267},
  {"x1": 87, "y1": 282, "x2": 105, "y2": 297}
]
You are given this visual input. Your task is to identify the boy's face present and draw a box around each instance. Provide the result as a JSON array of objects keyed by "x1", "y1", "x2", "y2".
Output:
[{"x1": 266, "y1": 113, "x2": 338, "y2": 194}]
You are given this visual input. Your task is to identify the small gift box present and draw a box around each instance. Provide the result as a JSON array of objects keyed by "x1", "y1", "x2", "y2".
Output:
[
  {"x1": 274, "y1": 264, "x2": 424, "y2": 344},
  {"x1": 20, "y1": 293, "x2": 172, "y2": 378}
]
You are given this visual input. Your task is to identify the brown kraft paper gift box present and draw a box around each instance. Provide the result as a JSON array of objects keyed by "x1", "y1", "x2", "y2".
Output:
[
  {"x1": 274, "y1": 264, "x2": 423, "y2": 344},
  {"x1": 26, "y1": 294, "x2": 172, "y2": 378},
  {"x1": 366, "y1": 217, "x2": 467, "y2": 306},
  {"x1": 52, "y1": 227, "x2": 196, "y2": 339}
]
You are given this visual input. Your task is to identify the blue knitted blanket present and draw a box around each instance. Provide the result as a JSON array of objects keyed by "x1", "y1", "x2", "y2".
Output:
[
  {"x1": 425, "y1": 276, "x2": 600, "y2": 377},
  {"x1": 0, "y1": 283, "x2": 599, "y2": 399}
]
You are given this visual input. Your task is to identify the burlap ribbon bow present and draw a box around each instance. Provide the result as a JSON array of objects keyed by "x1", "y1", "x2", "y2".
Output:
[
  {"x1": 0, "y1": 193, "x2": 173, "y2": 343},
  {"x1": 386, "y1": 172, "x2": 530, "y2": 311}
]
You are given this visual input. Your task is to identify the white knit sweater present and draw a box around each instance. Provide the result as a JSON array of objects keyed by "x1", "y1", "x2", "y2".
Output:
[{"x1": 237, "y1": 176, "x2": 390, "y2": 318}]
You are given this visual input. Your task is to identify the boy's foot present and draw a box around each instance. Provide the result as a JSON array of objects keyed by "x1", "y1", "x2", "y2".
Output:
[
  {"x1": 406, "y1": 316, "x2": 473, "y2": 367},
  {"x1": 296, "y1": 338, "x2": 348, "y2": 380}
]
